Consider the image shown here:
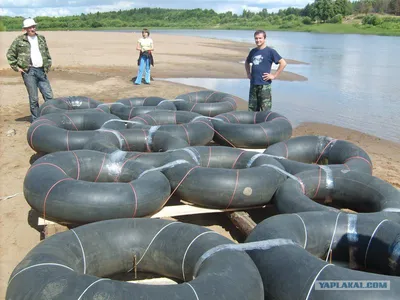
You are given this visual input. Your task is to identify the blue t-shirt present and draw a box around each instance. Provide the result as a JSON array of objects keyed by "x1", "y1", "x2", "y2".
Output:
[{"x1": 246, "y1": 47, "x2": 282, "y2": 85}]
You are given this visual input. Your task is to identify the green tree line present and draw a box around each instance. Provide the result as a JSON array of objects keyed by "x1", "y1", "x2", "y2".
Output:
[{"x1": 0, "y1": 0, "x2": 399, "y2": 33}]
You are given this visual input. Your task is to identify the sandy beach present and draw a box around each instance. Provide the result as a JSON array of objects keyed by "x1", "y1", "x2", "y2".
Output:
[{"x1": 0, "y1": 31, "x2": 399, "y2": 298}]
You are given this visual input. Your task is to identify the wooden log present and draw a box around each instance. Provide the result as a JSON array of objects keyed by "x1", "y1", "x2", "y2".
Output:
[
  {"x1": 42, "y1": 223, "x2": 68, "y2": 240},
  {"x1": 227, "y1": 211, "x2": 257, "y2": 237}
]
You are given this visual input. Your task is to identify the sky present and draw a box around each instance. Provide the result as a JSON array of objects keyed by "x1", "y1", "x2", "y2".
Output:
[{"x1": 0, "y1": 0, "x2": 312, "y2": 18}]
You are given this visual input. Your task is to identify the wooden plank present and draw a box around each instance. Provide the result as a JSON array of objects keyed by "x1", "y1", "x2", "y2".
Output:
[
  {"x1": 128, "y1": 278, "x2": 177, "y2": 285},
  {"x1": 150, "y1": 202, "x2": 267, "y2": 218},
  {"x1": 150, "y1": 205, "x2": 224, "y2": 219},
  {"x1": 38, "y1": 218, "x2": 59, "y2": 226},
  {"x1": 38, "y1": 202, "x2": 268, "y2": 225},
  {"x1": 239, "y1": 148, "x2": 265, "y2": 153}
]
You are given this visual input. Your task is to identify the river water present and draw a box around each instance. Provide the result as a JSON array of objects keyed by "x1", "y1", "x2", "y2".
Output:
[{"x1": 116, "y1": 29, "x2": 400, "y2": 143}]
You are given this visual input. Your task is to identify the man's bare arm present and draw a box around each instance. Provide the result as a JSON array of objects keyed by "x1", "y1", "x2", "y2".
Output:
[
  {"x1": 273, "y1": 58, "x2": 287, "y2": 79},
  {"x1": 245, "y1": 61, "x2": 251, "y2": 79},
  {"x1": 262, "y1": 58, "x2": 287, "y2": 81}
]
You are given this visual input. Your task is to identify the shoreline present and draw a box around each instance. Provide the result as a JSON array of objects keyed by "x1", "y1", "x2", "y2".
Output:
[
  {"x1": 0, "y1": 31, "x2": 308, "y2": 82},
  {"x1": 0, "y1": 31, "x2": 399, "y2": 298},
  {"x1": 3, "y1": 22, "x2": 400, "y2": 37},
  {"x1": 0, "y1": 30, "x2": 397, "y2": 145}
]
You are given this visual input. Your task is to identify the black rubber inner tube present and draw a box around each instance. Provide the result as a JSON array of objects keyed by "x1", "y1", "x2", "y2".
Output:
[
  {"x1": 85, "y1": 148, "x2": 171, "y2": 169},
  {"x1": 39, "y1": 96, "x2": 109, "y2": 116},
  {"x1": 264, "y1": 135, "x2": 373, "y2": 174},
  {"x1": 246, "y1": 211, "x2": 400, "y2": 300},
  {"x1": 127, "y1": 111, "x2": 215, "y2": 146},
  {"x1": 24, "y1": 150, "x2": 171, "y2": 224},
  {"x1": 7, "y1": 218, "x2": 264, "y2": 299},
  {"x1": 111, "y1": 97, "x2": 176, "y2": 120},
  {"x1": 211, "y1": 111, "x2": 292, "y2": 148},
  {"x1": 84, "y1": 128, "x2": 190, "y2": 153},
  {"x1": 27, "y1": 112, "x2": 125, "y2": 153},
  {"x1": 159, "y1": 146, "x2": 287, "y2": 208},
  {"x1": 273, "y1": 168, "x2": 400, "y2": 214},
  {"x1": 174, "y1": 90, "x2": 237, "y2": 116}
]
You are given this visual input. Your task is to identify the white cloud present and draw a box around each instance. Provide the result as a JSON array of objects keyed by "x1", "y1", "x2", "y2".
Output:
[
  {"x1": 0, "y1": 8, "x2": 14, "y2": 16},
  {"x1": 242, "y1": 5, "x2": 263, "y2": 13},
  {"x1": 83, "y1": 2, "x2": 137, "y2": 14},
  {"x1": 0, "y1": 0, "x2": 312, "y2": 17},
  {"x1": 36, "y1": 8, "x2": 73, "y2": 17}
]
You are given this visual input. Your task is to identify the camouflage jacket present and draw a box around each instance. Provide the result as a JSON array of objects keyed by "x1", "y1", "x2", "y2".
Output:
[{"x1": 6, "y1": 33, "x2": 52, "y2": 73}]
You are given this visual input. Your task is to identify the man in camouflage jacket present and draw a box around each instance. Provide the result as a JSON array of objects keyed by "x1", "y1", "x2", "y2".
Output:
[{"x1": 7, "y1": 18, "x2": 53, "y2": 122}]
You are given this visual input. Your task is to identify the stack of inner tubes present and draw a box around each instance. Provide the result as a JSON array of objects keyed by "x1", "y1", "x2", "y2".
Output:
[
  {"x1": 273, "y1": 168, "x2": 400, "y2": 215},
  {"x1": 24, "y1": 150, "x2": 172, "y2": 224},
  {"x1": 39, "y1": 96, "x2": 109, "y2": 116},
  {"x1": 175, "y1": 90, "x2": 237, "y2": 116},
  {"x1": 246, "y1": 211, "x2": 400, "y2": 299},
  {"x1": 14, "y1": 89, "x2": 400, "y2": 300},
  {"x1": 7, "y1": 219, "x2": 264, "y2": 300},
  {"x1": 28, "y1": 90, "x2": 297, "y2": 154},
  {"x1": 160, "y1": 146, "x2": 288, "y2": 208},
  {"x1": 24, "y1": 146, "x2": 291, "y2": 223},
  {"x1": 110, "y1": 97, "x2": 176, "y2": 120},
  {"x1": 264, "y1": 135, "x2": 373, "y2": 175},
  {"x1": 28, "y1": 113, "x2": 194, "y2": 154},
  {"x1": 211, "y1": 111, "x2": 292, "y2": 148},
  {"x1": 27, "y1": 112, "x2": 125, "y2": 153}
]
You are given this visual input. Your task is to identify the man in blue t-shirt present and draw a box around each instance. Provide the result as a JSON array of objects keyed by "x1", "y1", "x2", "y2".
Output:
[{"x1": 245, "y1": 30, "x2": 287, "y2": 111}]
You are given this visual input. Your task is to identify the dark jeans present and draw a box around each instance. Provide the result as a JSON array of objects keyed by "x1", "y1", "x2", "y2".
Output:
[{"x1": 22, "y1": 67, "x2": 53, "y2": 122}]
